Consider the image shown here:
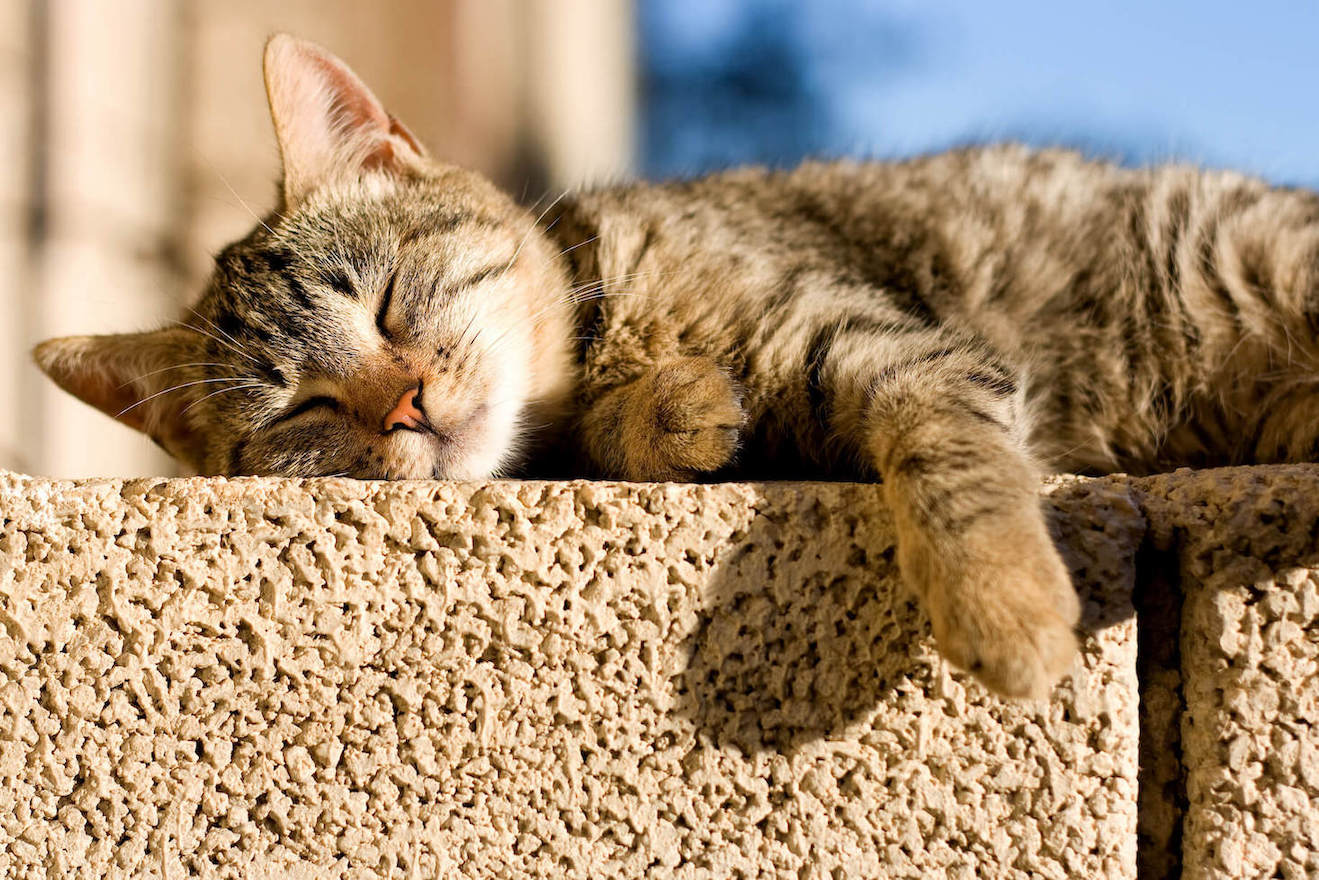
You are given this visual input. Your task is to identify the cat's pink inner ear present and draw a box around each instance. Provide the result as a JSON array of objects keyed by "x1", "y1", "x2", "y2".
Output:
[
  {"x1": 31, "y1": 332, "x2": 205, "y2": 464},
  {"x1": 33, "y1": 335, "x2": 152, "y2": 432},
  {"x1": 263, "y1": 33, "x2": 426, "y2": 204}
]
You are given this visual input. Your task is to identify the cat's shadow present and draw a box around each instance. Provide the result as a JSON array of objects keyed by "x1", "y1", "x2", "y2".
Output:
[
  {"x1": 670, "y1": 481, "x2": 1138, "y2": 756},
  {"x1": 669, "y1": 492, "x2": 919, "y2": 756}
]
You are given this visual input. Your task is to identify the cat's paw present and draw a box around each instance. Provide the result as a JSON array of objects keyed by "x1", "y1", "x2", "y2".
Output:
[
  {"x1": 619, "y1": 357, "x2": 744, "y2": 481},
  {"x1": 906, "y1": 515, "x2": 1080, "y2": 699}
]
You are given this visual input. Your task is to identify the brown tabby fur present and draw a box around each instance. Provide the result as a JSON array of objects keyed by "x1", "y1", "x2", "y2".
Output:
[{"x1": 33, "y1": 36, "x2": 1319, "y2": 698}]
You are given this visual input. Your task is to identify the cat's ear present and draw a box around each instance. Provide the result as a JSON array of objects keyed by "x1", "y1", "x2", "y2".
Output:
[
  {"x1": 263, "y1": 33, "x2": 427, "y2": 205},
  {"x1": 32, "y1": 330, "x2": 208, "y2": 468}
]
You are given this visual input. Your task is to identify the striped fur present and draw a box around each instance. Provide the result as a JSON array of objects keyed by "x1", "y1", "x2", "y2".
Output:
[{"x1": 35, "y1": 38, "x2": 1319, "y2": 697}]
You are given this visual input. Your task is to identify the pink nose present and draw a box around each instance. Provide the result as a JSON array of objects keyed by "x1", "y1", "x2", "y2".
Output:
[{"x1": 383, "y1": 384, "x2": 429, "y2": 433}]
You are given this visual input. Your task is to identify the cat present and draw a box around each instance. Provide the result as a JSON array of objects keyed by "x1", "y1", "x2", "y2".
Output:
[{"x1": 32, "y1": 34, "x2": 1319, "y2": 700}]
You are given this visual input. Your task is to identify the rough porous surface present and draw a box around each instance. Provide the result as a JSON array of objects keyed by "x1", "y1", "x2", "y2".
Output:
[
  {"x1": 1144, "y1": 467, "x2": 1319, "y2": 880},
  {"x1": 0, "y1": 472, "x2": 1142, "y2": 879}
]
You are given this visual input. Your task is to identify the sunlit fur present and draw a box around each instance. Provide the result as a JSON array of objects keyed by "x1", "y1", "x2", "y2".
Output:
[
  {"x1": 180, "y1": 171, "x2": 576, "y2": 479},
  {"x1": 40, "y1": 176, "x2": 576, "y2": 480},
  {"x1": 39, "y1": 36, "x2": 1319, "y2": 699}
]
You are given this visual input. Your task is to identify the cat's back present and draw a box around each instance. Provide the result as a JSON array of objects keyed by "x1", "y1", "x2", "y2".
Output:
[
  {"x1": 567, "y1": 144, "x2": 1143, "y2": 245},
  {"x1": 558, "y1": 145, "x2": 1182, "y2": 320},
  {"x1": 555, "y1": 143, "x2": 1172, "y2": 342},
  {"x1": 560, "y1": 143, "x2": 1306, "y2": 345}
]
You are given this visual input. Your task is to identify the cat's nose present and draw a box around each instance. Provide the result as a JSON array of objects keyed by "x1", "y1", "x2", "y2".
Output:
[{"x1": 383, "y1": 383, "x2": 431, "y2": 433}]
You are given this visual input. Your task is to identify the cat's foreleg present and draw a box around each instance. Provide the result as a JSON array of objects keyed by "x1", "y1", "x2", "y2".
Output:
[
  {"x1": 824, "y1": 329, "x2": 1079, "y2": 698},
  {"x1": 580, "y1": 356, "x2": 744, "y2": 481}
]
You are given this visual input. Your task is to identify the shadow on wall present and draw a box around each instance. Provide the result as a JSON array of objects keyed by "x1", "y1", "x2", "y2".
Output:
[
  {"x1": 673, "y1": 479, "x2": 1140, "y2": 756},
  {"x1": 674, "y1": 494, "x2": 919, "y2": 754}
]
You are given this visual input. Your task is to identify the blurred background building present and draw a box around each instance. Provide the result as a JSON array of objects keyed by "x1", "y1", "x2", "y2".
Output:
[{"x1": 4, "y1": 0, "x2": 1319, "y2": 477}]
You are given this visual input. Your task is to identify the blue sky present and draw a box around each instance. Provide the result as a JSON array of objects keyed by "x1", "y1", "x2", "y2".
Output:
[{"x1": 641, "y1": 1, "x2": 1319, "y2": 186}]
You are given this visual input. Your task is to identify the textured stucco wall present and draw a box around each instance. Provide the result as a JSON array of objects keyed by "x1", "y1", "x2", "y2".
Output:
[
  {"x1": 0, "y1": 467, "x2": 1317, "y2": 878},
  {"x1": 1143, "y1": 468, "x2": 1319, "y2": 880},
  {"x1": 0, "y1": 472, "x2": 1142, "y2": 879}
]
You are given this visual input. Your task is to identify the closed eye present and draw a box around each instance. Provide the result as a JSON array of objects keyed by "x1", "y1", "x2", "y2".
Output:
[
  {"x1": 275, "y1": 395, "x2": 340, "y2": 424},
  {"x1": 376, "y1": 271, "x2": 396, "y2": 339}
]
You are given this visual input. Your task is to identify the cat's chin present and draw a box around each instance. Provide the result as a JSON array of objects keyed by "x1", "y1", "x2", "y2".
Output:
[
  {"x1": 385, "y1": 445, "x2": 497, "y2": 481},
  {"x1": 422, "y1": 448, "x2": 507, "y2": 481},
  {"x1": 384, "y1": 401, "x2": 521, "y2": 481}
]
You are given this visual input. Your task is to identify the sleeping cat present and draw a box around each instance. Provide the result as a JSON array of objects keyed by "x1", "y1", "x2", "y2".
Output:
[{"x1": 33, "y1": 35, "x2": 1319, "y2": 699}]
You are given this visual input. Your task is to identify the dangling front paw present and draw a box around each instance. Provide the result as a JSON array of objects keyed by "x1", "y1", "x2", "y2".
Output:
[
  {"x1": 617, "y1": 357, "x2": 744, "y2": 481},
  {"x1": 904, "y1": 511, "x2": 1080, "y2": 699}
]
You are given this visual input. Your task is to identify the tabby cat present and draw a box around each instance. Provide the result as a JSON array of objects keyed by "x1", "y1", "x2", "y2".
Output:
[{"x1": 34, "y1": 36, "x2": 1319, "y2": 699}]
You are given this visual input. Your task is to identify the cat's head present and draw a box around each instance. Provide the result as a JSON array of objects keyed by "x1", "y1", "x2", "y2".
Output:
[{"x1": 33, "y1": 34, "x2": 575, "y2": 478}]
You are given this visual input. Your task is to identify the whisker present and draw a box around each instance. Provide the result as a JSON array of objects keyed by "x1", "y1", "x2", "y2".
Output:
[
  {"x1": 520, "y1": 188, "x2": 548, "y2": 213},
  {"x1": 117, "y1": 362, "x2": 231, "y2": 389},
  {"x1": 452, "y1": 267, "x2": 678, "y2": 367},
  {"x1": 539, "y1": 277, "x2": 662, "y2": 324},
  {"x1": 187, "y1": 306, "x2": 252, "y2": 355},
  {"x1": 571, "y1": 289, "x2": 651, "y2": 305},
  {"x1": 207, "y1": 159, "x2": 277, "y2": 236},
  {"x1": 181, "y1": 382, "x2": 266, "y2": 415},
  {"x1": 566, "y1": 272, "x2": 650, "y2": 297},
  {"x1": 556, "y1": 235, "x2": 598, "y2": 259},
  {"x1": 118, "y1": 376, "x2": 257, "y2": 417},
  {"x1": 481, "y1": 289, "x2": 655, "y2": 359},
  {"x1": 565, "y1": 268, "x2": 681, "y2": 295},
  {"x1": 456, "y1": 310, "x2": 481, "y2": 351},
  {"x1": 175, "y1": 321, "x2": 262, "y2": 365},
  {"x1": 505, "y1": 188, "x2": 572, "y2": 274}
]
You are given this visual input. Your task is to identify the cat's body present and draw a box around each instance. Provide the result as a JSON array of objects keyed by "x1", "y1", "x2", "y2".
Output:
[
  {"x1": 561, "y1": 147, "x2": 1318, "y2": 482},
  {"x1": 34, "y1": 36, "x2": 1319, "y2": 699}
]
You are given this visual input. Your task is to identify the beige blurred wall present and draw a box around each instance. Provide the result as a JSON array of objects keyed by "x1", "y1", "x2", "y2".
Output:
[
  {"x1": 0, "y1": 1, "x2": 31, "y2": 474},
  {"x1": 2, "y1": 0, "x2": 634, "y2": 478}
]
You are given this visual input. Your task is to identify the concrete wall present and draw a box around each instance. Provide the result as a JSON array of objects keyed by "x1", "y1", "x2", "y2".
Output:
[
  {"x1": 1141, "y1": 468, "x2": 1319, "y2": 880},
  {"x1": 2, "y1": 466, "x2": 1315, "y2": 877},
  {"x1": 0, "y1": 474, "x2": 1138, "y2": 878}
]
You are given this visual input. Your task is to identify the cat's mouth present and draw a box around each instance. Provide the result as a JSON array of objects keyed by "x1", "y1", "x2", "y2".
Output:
[
  {"x1": 388, "y1": 401, "x2": 497, "y2": 479},
  {"x1": 428, "y1": 403, "x2": 489, "y2": 446}
]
